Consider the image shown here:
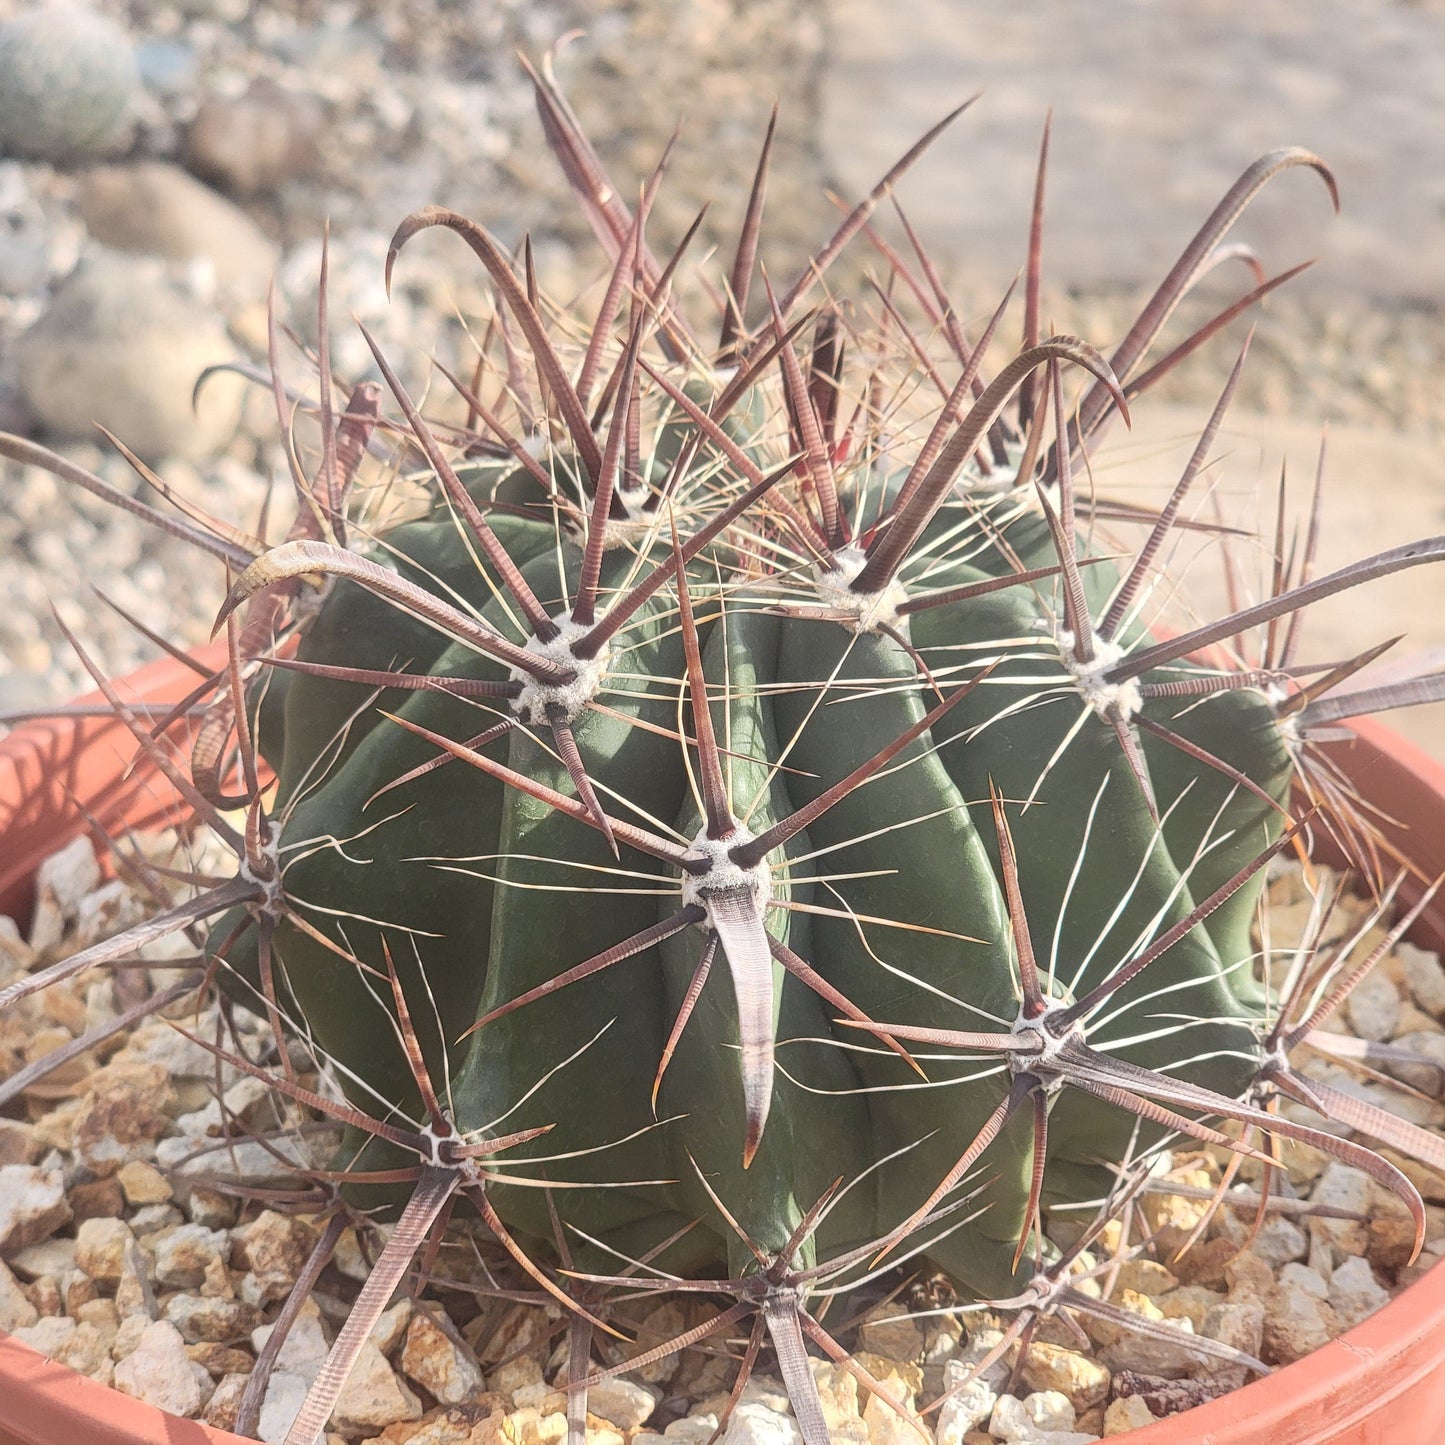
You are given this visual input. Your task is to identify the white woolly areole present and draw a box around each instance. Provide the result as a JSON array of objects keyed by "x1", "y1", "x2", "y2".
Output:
[
  {"x1": 1009, "y1": 1004, "x2": 1085, "y2": 1079},
  {"x1": 812, "y1": 545, "x2": 912, "y2": 637},
  {"x1": 561, "y1": 485, "x2": 659, "y2": 552},
  {"x1": 510, "y1": 611, "x2": 611, "y2": 725},
  {"x1": 240, "y1": 820, "x2": 284, "y2": 919},
  {"x1": 680, "y1": 824, "x2": 773, "y2": 921},
  {"x1": 1056, "y1": 626, "x2": 1143, "y2": 722},
  {"x1": 964, "y1": 459, "x2": 1021, "y2": 498}
]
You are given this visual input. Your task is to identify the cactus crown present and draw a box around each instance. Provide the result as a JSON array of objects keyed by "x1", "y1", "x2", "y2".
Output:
[{"x1": 5, "y1": 56, "x2": 1445, "y2": 1445}]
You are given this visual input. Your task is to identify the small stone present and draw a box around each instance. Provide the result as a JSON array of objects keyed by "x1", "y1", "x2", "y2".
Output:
[
  {"x1": 1111, "y1": 1259, "x2": 1177, "y2": 1298},
  {"x1": 721, "y1": 1401, "x2": 802, "y2": 1445},
  {"x1": 665, "y1": 1414, "x2": 721, "y2": 1443},
  {"x1": 70, "y1": 1061, "x2": 176, "y2": 1173},
  {"x1": 1327, "y1": 1256, "x2": 1391, "y2": 1331},
  {"x1": 584, "y1": 1376, "x2": 659, "y2": 1430},
  {"x1": 118, "y1": 1160, "x2": 173, "y2": 1205},
  {"x1": 76, "y1": 161, "x2": 279, "y2": 300},
  {"x1": 1213, "y1": 1205, "x2": 1309, "y2": 1269},
  {"x1": 187, "y1": 1341, "x2": 255, "y2": 1378},
  {"x1": 26, "y1": 835, "x2": 102, "y2": 949},
  {"x1": 112, "y1": 1319, "x2": 207, "y2": 1417},
  {"x1": 115, "y1": 1242, "x2": 158, "y2": 1320},
  {"x1": 809, "y1": 1359, "x2": 861, "y2": 1428},
  {"x1": 1198, "y1": 1301, "x2": 1266, "y2": 1391},
  {"x1": 61, "y1": 1267, "x2": 97, "y2": 1313},
  {"x1": 0, "y1": 1164, "x2": 71, "y2": 1256},
  {"x1": 935, "y1": 1372, "x2": 997, "y2": 1444},
  {"x1": 29, "y1": 1274, "x2": 62, "y2": 1317},
  {"x1": 131, "y1": 1204, "x2": 183, "y2": 1233},
  {"x1": 1020, "y1": 1391, "x2": 1076, "y2": 1433},
  {"x1": 165, "y1": 1292, "x2": 261, "y2": 1344},
  {"x1": 402, "y1": 1307, "x2": 487, "y2": 1405},
  {"x1": 258, "y1": 1369, "x2": 312, "y2": 1445},
  {"x1": 1223, "y1": 1250, "x2": 1275, "y2": 1302},
  {"x1": 0, "y1": 3, "x2": 139, "y2": 163},
  {"x1": 203, "y1": 1372, "x2": 250, "y2": 1431},
  {"x1": 1103, "y1": 1396, "x2": 1157, "y2": 1435},
  {"x1": 14, "y1": 1316, "x2": 109, "y2": 1383},
  {"x1": 187, "y1": 1188, "x2": 238, "y2": 1229},
  {"x1": 0, "y1": 1117, "x2": 40, "y2": 1167},
  {"x1": 856, "y1": 1301, "x2": 927, "y2": 1361},
  {"x1": 14, "y1": 251, "x2": 244, "y2": 461},
  {"x1": 371, "y1": 1299, "x2": 413, "y2": 1355},
  {"x1": 1154, "y1": 1285, "x2": 1224, "y2": 1332},
  {"x1": 69, "y1": 1175, "x2": 126, "y2": 1222},
  {"x1": 113, "y1": 1313, "x2": 150, "y2": 1359},
  {"x1": 470, "y1": 1300, "x2": 558, "y2": 1367},
  {"x1": 74, "y1": 1216, "x2": 136, "y2": 1286},
  {"x1": 0, "y1": 1257, "x2": 38, "y2": 1329},
  {"x1": 7, "y1": 1237, "x2": 75, "y2": 1281},
  {"x1": 491, "y1": 1353, "x2": 544, "y2": 1403},
  {"x1": 1019, "y1": 1344, "x2": 1109, "y2": 1412},
  {"x1": 152, "y1": 1224, "x2": 229, "y2": 1289},
  {"x1": 332, "y1": 1340, "x2": 424, "y2": 1433},
  {"x1": 42, "y1": 1317, "x2": 112, "y2": 1380},
  {"x1": 988, "y1": 1391, "x2": 1098, "y2": 1442},
  {"x1": 1344, "y1": 971, "x2": 1400, "y2": 1041},
  {"x1": 232, "y1": 1210, "x2": 315, "y2": 1300},
  {"x1": 252, "y1": 1300, "x2": 330, "y2": 1382},
  {"x1": 1383, "y1": 1030, "x2": 1445, "y2": 1097},
  {"x1": 1309, "y1": 1162, "x2": 1375, "y2": 1267},
  {"x1": 1091, "y1": 1292, "x2": 1200, "y2": 1378},
  {"x1": 1403, "y1": 942, "x2": 1445, "y2": 1016},
  {"x1": 185, "y1": 80, "x2": 323, "y2": 196},
  {"x1": 1169, "y1": 1237, "x2": 1237, "y2": 1290},
  {"x1": 1262, "y1": 1277, "x2": 1339, "y2": 1364}
]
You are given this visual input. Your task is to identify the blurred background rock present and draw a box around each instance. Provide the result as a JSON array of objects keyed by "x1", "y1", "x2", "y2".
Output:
[{"x1": 0, "y1": 0, "x2": 1439, "y2": 751}]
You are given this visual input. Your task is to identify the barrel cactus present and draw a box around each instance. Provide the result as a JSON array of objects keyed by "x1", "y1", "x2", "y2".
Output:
[{"x1": 5, "y1": 59, "x2": 1445, "y2": 1445}]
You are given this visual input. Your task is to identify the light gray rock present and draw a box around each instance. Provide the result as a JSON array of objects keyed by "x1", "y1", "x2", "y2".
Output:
[
  {"x1": 586, "y1": 1376, "x2": 660, "y2": 1430},
  {"x1": 251, "y1": 1299, "x2": 329, "y2": 1382},
  {"x1": 1402, "y1": 943, "x2": 1445, "y2": 1016},
  {"x1": 1327, "y1": 1255, "x2": 1391, "y2": 1331},
  {"x1": 721, "y1": 1401, "x2": 802, "y2": 1445},
  {"x1": 1263, "y1": 1276, "x2": 1339, "y2": 1364},
  {"x1": 14, "y1": 250, "x2": 244, "y2": 460},
  {"x1": 26, "y1": 834, "x2": 99, "y2": 950},
  {"x1": 112, "y1": 1319, "x2": 208, "y2": 1417},
  {"x1": 0, "y1": 1164, "x2": 71, "y2": 1257},
  {"x1": 256, "y1": 1368, "x2": 310, "y2": 1445},
  {"x1": 1345, "y1": 970, "x2": 1400, "y2": 1043},
  {"x1": 934, "y1": 1373, "x2": 997, "y2": 1443},
  {"x1": 0, "y1": 4, "x2": 140, "y2": 164},
  {"x1": 988, "y1": 1390, "x2": 1099, "y2": 1443}
]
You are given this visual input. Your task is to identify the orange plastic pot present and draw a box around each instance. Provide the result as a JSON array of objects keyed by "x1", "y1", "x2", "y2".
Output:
[{"x1": 0, "y1": 660, "x2": 1443, "y2": 1445}]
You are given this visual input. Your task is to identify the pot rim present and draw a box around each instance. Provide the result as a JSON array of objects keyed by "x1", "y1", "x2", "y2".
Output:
[{"x1": 1, "y1": 658, "x2": 1443, "y2": 1445}]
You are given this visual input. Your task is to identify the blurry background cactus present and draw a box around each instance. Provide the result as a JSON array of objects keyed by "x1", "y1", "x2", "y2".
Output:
[{"x1": 5, "y1": 41, "x2": 1445, "y2": 1445}]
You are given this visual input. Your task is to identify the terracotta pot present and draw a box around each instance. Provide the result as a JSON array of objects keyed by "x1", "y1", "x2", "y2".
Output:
[{"x1": 1, "y1": 660, "x2": 1443, "y2": 1445}]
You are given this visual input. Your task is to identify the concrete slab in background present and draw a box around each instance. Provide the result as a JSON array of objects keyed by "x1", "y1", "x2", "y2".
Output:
[{"x1": 821, "y1": 0, "x2": 1445, "y2": 305}]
